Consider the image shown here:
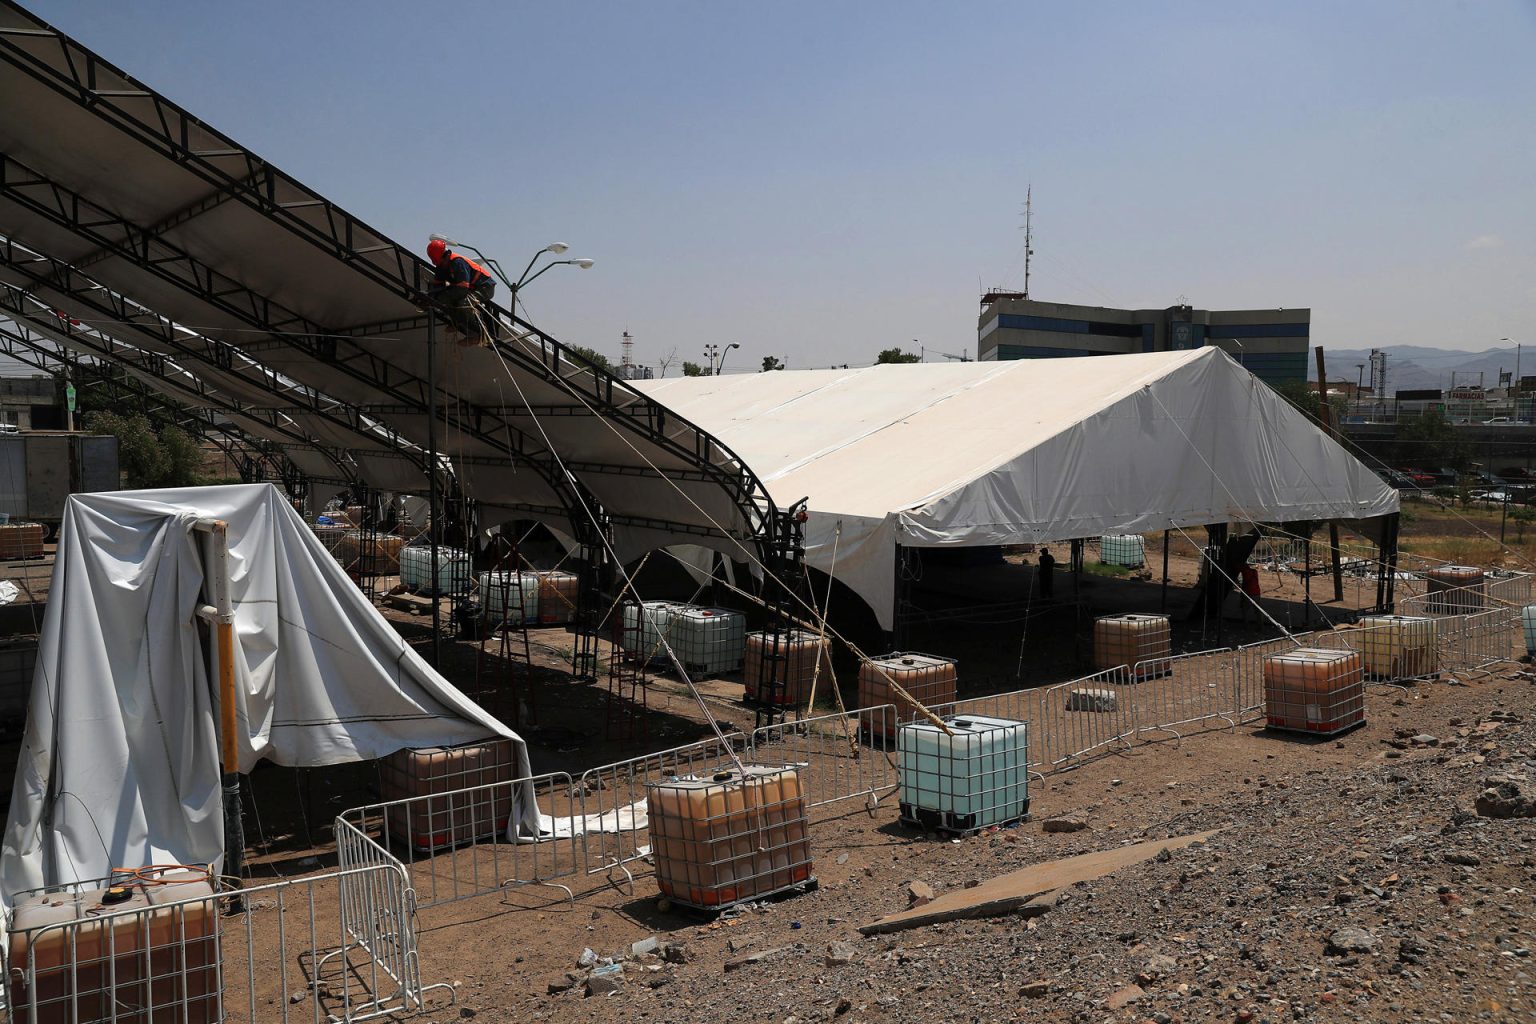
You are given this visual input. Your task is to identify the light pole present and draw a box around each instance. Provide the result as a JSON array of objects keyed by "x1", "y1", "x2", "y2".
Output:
[
  {"x1": 1356, "y1": 363, "x2": 1365, "y2": 418},
  {"x1": 428, "y1": 234, "x2": 594, "y2": 326},
  {"x1": 716, "y1": 342, "x2": 741, "y2": 375},
  {"x1": 703, "y1": 342, "x2": 740, "y2": 375},
  {"x1": 1504, "y1": 338, "x2": 1520, "y2": 422}
]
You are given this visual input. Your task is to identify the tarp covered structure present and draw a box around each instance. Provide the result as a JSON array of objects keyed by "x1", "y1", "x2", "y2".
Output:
[
  {"x1": 638, "y1": 348, "x2": 1399, "y2": 628},
  {"x1": 2, "y1": 484, "x2": 531, "y2": 898}
]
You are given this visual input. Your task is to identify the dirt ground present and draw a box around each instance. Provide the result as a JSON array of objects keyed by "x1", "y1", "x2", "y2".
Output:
[
  {"x1": 384, "y1": 638, "x2": 1536, "y2": 1024},
  {"x1": 5, "y1": 527, "x2": 1536, "y2": 1023}
]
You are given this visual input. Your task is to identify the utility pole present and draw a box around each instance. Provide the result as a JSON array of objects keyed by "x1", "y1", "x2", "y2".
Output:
[{"x1": 1315, "y1": 346, "x2": 1345, "y2": 603}]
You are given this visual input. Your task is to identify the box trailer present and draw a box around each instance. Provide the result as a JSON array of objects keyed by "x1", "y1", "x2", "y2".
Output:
[{"x1": 0, "y1": 432, "x2": 120, "y2": 535}]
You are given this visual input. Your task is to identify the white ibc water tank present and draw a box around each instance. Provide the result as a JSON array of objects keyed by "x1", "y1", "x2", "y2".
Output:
[
  {"x1": 667, "y1": 606, "x2": 747, "y2": 674},
  {"x1": 898, "y1": 715, "x2": 1030, "y2": 834},
  {"x1": 622, "y1": 600, "x2": 681, "y2": 662},
  {"x1": 479, "y1": 570, "x2": 537, "y2": 624},
  {"x1": 399, "y1": 545, "x2": 472, "y2": 595},
  {"x1": 1100, "y1": 534, "x2": 1146, "y2": 568}
]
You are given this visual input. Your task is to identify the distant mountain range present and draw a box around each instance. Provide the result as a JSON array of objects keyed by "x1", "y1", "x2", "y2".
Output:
[{"x1": 1320, "y1": 345, "x2": 1528, "y2": 395}]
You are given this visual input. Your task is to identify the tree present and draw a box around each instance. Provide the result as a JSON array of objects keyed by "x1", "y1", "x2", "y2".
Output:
[
  {"x1": 761, "y1": 356, "x2": 785, "y2": 372},
  {"x1": 1271, "y1": 379, "x2": 1321, "y2": 419},
  {"x1": 566, "y1": 345, "x2": 611, "y2": 371},
  {"x1": 876, "y1": 347, "x2": 922, "y2": 364},
  {"x1": 85, "y1": 410, "x2": 204, "y2": 488},
  {"x1": 682, "y1": 361, "x2": 705, "y2": 377},
  {"x1": 657, "y1": 347, "x2": 678, "y2": 378},
  {"x1": 1395, "y1": 407, "x2": 1469, "y2": 471}
]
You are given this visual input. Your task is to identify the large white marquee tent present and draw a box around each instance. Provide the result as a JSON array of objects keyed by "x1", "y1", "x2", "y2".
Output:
[{"x1": 637, "y1": 348, "x2": 1399, "y2": 629}]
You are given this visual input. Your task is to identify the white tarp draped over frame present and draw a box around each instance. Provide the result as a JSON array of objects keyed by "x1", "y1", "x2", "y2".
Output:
[
  {"x1": 2, "y1": 483, "x2": 533, "y2": 898},
  {"x1": 636, "y1": 348, "x2": 1399, "y2": 629}
]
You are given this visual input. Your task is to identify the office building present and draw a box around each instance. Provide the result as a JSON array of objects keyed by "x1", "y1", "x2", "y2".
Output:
[{"x1": 977, "y1": 295, "x2": 1309, "y2": 385}]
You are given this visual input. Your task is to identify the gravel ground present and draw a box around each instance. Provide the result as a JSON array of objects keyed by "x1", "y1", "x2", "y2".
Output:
[{"x1": 406, "y1": 659, "x2": 1536, "y2": 1024}]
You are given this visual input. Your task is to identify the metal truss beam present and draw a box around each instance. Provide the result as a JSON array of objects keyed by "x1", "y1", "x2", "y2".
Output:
[
  {"x1": 0, "y1": 315, "x2": 328, "y2": 487},
  {"x1": 0, "y1": 15, "x2": 777, "y2": 556},
  {"x1": 0, "y1": 152, "x2": 583, "y2": 527},
  {"x1": 0, "y1": 271, "x2": 363, "y2": 485}
]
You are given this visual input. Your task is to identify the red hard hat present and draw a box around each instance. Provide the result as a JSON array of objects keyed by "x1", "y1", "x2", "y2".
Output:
[{"x1": 426, "y1": 238, "x2": 447, "y2": 265}]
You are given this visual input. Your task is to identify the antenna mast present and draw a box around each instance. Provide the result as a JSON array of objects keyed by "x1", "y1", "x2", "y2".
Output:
[{"x1": 1023, "y1": 185, "x2": 1034, "y2": 299}]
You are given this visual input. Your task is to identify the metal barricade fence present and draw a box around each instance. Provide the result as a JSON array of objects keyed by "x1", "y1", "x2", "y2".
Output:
[
  {"x1": 1487, "y1": 573, "x2": 1535, "y2": 609},
  {"x1": 337, "y1": 771, "x2": 580, "y2": 909},
  {"x1": 1248, "y1": 536, "x2": 1307, "y2": 567},
  {"x1": 1128, "y1": 648, "x2": 1237, "y2": 738},
  {"x1": 750, "y1": 706, "x2": 898, "y2": 811},
  {"x1": 576, "y1": 733, "x2": 749, "y2": 876},
  {"x1": 2, "y1": 864, "x2": 430, "y2": 1024},
  {"x1": 925, "y1": 688, "x2": 1034, "y2": 727},
  {"x1": 333, "y1": 820, "x2": 435, "y2": 1014},
  {"x1": 1457, "y1": 607, "x2": 1518, "y2": 670},
  {"x1": 1235, "y1": 636, "x2": 1301, "y2": 721},
  {"x1": 1033, "y1": 665, "x2": 1136, "y2": 768}
]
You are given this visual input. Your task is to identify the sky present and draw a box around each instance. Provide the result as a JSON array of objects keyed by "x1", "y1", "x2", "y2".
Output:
[{"x1": 20, "y1": 0, "x2": 1536, "y2": 372}]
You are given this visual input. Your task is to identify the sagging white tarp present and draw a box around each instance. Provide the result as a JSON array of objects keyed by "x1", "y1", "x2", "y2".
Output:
[
  {"x1": 2, "y1": 483, "x2": 533, "y2": 898},
  {"x1": 637, "y1": 348, "x2": 1398, "y2": 629}
]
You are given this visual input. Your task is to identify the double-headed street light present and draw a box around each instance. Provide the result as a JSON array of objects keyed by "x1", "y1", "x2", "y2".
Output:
[{"x1": 428, "y1": 234, "x2": 595, "y2": 321}]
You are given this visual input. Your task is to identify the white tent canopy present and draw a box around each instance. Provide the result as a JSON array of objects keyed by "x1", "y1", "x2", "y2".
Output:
[
  {"x1": 2, "y1": 484, "x2": 531, "y2": 898},
  {"x1": 637, "y1": 349, "x2": 1398, "y2": 628}
]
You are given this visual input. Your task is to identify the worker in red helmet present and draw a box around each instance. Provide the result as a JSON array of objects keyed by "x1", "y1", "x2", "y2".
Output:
[{"x1": 426, "y1": 238, "x2": 497, "y2": 344}]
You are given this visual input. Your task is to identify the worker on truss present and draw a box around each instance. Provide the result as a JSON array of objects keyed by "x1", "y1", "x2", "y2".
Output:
[{"x1": 426, "y1": 238, "x2": 497, "y2": 345}]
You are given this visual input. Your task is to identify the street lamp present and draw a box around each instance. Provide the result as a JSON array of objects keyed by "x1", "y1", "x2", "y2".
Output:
[
  {"x1": 716, "y1": 342, "x2": 741, "y2": 375},
  {"x1": 428, "y1": 234, "x2": 594, "y2": 321},
  {"x1": 703, "y1": 342, "x2": 741, "y2": 375}
]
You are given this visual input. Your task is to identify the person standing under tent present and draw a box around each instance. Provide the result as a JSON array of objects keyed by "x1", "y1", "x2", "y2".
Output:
[
  {"x1": 1038, "y1": 546, "x2": 1056, "y2": 599},
  {"x1": 426, "y1": 238, "x2": 497, "y2": 344},
  {"x1": 1239, "y1": 564, "x2": 1262, "y2": 623}
]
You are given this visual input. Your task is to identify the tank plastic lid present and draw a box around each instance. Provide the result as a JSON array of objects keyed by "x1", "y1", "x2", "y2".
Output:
[
  {"x1": 712, "y1": 771, "x2": 734, "y2": 782},
  {"x1": 901, "y1": 657, "x2": 915, "y2": 665},
  {"x1": 102, "y1": 885, "x2": 134, "y2": 905}
]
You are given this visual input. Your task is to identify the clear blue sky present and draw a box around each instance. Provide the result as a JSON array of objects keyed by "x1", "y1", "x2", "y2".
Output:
[{"x1": 28, "y1": 0, "x2": 1536, "y2": 371}]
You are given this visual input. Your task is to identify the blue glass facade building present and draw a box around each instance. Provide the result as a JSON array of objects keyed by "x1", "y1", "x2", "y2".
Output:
[{"x1": 977, "y1": 296, "x2": 1309, "y2": 386}]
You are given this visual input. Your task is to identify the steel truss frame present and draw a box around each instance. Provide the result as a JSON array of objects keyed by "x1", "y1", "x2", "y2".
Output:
[
  {"x1": 0, "y1": 10, "x2": 778, "y2": 557},
  {"x1": 0, "y1": 275, "x2": 371, "y2": 484},
  {"x1": 0, "y1": 314, "x2": 317, "y2": 487},
  {"x1": 0, "y1": 1, "x2": 808, "y2": 707},
  {"x1": 0, "y1": 255, "x2": 394, "y2": 487},
  {"x1": 0, "y1": 152, "x2": 594, "y2": 533}
]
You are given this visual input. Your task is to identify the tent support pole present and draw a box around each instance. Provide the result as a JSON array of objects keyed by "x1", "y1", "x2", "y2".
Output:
[
  {"x1": 194, "y1": 518, "x2": 244, "y2": 910},
  {"x1": 1161, "y1": 530, "x2": 1170, "y2": 613},
  {"x1": 1383, "y1": 512, "x2": 1400, "y2": 611},
  {"x1": 427, "y1": 312, "x2": 441, "y2": 668},
  {"x1": 1303, "y1": 537, "x2": 1312, "y2": 629}
]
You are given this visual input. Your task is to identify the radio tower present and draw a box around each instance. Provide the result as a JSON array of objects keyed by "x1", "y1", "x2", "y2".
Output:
[
  {"x1": 1022, "y1": 185, "x2": 1034, "y2": 299},
  {"x1": 620, "y1": 330, "x2": 635, "y2": 379}
]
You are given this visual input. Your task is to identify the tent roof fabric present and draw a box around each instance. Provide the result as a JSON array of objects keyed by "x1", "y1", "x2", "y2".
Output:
[
  {"x1": 637, "y1": 349, "x2": 1398, "y2": 627},
  {"x1": 0, "y1": 1, "x2": 776, "y2": 552}
]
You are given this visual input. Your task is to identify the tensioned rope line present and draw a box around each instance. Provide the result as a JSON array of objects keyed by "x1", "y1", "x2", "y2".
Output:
[
  {"x1": 475, "y1": 319, "x2": 750, "y2": 772},
  {"x1": 489, "y1": 320, "x2": 955, "y2": 732}
]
